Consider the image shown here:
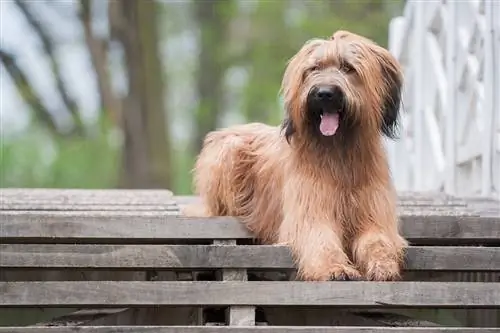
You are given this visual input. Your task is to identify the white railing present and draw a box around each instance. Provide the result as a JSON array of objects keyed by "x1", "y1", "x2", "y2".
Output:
[{"x1": 387, "y1": 0, "x2": 500, "y2": 199}]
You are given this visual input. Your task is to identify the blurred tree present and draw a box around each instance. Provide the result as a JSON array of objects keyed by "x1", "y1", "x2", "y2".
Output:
[
  {"x1": 323, "y1": 0, "x2": 396, "y2": 47},
  {"x1": 4, "y1": 0, "x2": 85, "y2": 136},
  {"x1": 192, "y1": 0, "x2": 234, "y2": 153},
  {"x1": 241, "y1": 0, "x2": 293, "y2": 124},
  {"x1": 79, "y1": 0, "x2": 121, "y2": 126},
  {"x1": 108, "y1": 0, "x2": 172, "y2": 189},
  {"x1": 14, "y1": 0, "x2": 84, "y2": 134},
  {"x1": 0, "y1": 50, "x2": 59, "y2": 135},
  {"x1": 1, "y1": 0, "x2": 403, "y2": 193}
]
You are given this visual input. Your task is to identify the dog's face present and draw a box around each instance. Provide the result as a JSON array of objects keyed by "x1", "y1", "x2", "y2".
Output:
[{"x1": 281, "y1": 30, "x2": 403, "y2": 144}]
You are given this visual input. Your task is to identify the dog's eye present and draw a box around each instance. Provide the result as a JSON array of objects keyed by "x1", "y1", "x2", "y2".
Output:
[
  {"x1": 309, "y1": 65, "x2": 320, "y2": 73},
  {"x1": 340, "y1": 62, "x2": 355, "y2": 74}
]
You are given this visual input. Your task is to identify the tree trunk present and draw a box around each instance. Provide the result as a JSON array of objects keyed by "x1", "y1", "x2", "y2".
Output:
[
  {"x1": 109, "y1": 0, "x2": 171, "y2": 189},
  {"x1": 79, "y1": 0, "x2": 121, "y2": 126},
  {"x1": 192, "y1": 0, "x2": 232, "y2": 153},
  {"x1": 14, "y1": 0, "x2": 84, "y2": 135},
  {"x1": 0, "y1": 49, "x2": 60, "y2": 135}
]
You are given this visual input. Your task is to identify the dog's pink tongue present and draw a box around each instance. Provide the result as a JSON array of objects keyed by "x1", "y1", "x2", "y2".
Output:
[{"x1": 320, "y1": 113, "x2": 339, "y2": 136}]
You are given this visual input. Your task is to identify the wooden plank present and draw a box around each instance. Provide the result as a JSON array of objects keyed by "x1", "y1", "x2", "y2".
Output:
[
  {"x1": 0, "y1": 204, "x2": 479, "y2": 214},
  {"x1": 4, "y1": 190, "x2": 495, "y2": 211},
  {"x1": 30, "y1": 309, "x2": 132, "y2": 326},
  {"x1": 0, "y1": 189, "x2": 174, "y2": 204},
  {"x1": 0, "y1": 204, "x2": 180, "y2": 211},
  {"x1": 0, "y1": 189, "x2": 466, "y2": 204},
  {"x1": 213, "y1": 240, "x2": 256, "y2": 326},
  {"x1": 1, "y1": 281, "x2": 498, "y2": 308},
  {"x1": 3, "y1": 190, "x2": 498, "y2": 215},
  {"x1": 173, "y1": 194, "x2": 470, "y2": 205},
  {"x1": 1, "y1": 245, "x2": 499, "y2": 271},
  {"x1": 1, "y1": 327, "x2": 500, "y2": 333},
  {"x1": 0, "y1": 203, "x2": 475, "y2": 211},
  {"x1": 174, "y1": 194, "x2": 497, "y2": 207},
  {"x1": 0, "y1": 189, "x2": 175, "y2": 211},
  {"x1": 1, "y1": 327, "x2": 499, "y2": 333},
  {"x1": 1, "y1": 213, "x2": 499, "y2": 244},
  {"x1": 174, "y1": 195, "x2": 498, "y2": 217}
]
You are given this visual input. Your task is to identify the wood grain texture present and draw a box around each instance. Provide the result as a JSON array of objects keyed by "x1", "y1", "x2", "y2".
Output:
[
  {"x1": 0, "y1": 189, "x2": 467, "y2": 204},
  {"x1": 1, "y1": 245, "x2": 499, "y2": 271},
  {"x1": 1, "y1": 327, "x2": 499, "y2": 333},
  {"x1": 3, "y1": 190, "x2": 496, "y2": 213},
  {"x1": 1, "y1": 213, "x2": 499, "y2": 244},
  {"x1": 214, "y1": 241, "x2": 252, "y2": 328},
  {"x1": 213, "y1": 240, "x2": 256, "y2": 326},
  {"x1": 173, "y1": 195, "x2": 499, "y2": 217},
  {"x1": 1, "y1": 281, "x2": 499, "y2": 308},
  {"x1": 2, "y1": 190, "x2": 497, "y2": 214},
  {"x1": 0, "y1": 188, "x2": 174, "y2": 203},
  {"x1": 174, "y1": 193, "x2": 470, "y2": 205},
  {"x1": 0, "y1": 189, "x2": 176, "y2": 211}
]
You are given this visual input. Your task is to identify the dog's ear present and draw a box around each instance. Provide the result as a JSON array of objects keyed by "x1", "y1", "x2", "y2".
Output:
[
  {"x1": 280, "y1": 38, "x2": 324, "y2": 140},
  {"x1": 281, "y1": 117, "x2": 296, "y2": 144},
  {"x1": 376, "y1": 49, "x2": 404, "y2": 139}
]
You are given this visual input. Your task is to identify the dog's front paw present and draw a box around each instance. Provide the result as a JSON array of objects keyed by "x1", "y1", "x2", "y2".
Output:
[
  {"x1": 365, "y1": 259, "x2": 401, "y2": 281},
  {"x1": 299, "y1": 264, "x2": 362, "y2": 281},
  {"x1": 329, "y1": 264, "x2": 363, "y2": 281}
]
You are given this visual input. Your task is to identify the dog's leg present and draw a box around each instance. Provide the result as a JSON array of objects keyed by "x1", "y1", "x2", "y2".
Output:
[
  {"x1": 352, "y1": 228, "x2": 406, "y2": 281},
  {"x1": 279, "y1": 177, "x2": 362, "y2": 282},
  {"x1": 351, "y1": 189, "x2": 407, "y2": 281}
]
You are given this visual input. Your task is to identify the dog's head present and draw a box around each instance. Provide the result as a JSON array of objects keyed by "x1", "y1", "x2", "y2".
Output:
[{"x1": 280, "y1": 30, "x2": 403, "y2": 145}]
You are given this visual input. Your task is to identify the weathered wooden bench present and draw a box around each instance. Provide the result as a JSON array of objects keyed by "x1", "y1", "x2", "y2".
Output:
[{"x1": 1, "y1": 188, "x2": 499, "y2": 332}]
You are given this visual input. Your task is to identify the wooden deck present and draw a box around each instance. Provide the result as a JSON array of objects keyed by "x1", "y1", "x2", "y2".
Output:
[{"x1": 1, "y1": 188, "x2": 499, "y2": 331}]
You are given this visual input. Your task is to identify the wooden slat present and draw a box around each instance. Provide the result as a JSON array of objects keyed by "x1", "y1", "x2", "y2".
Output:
[
  {"x1": 2, "y1": 190, "x2": 493, "y2": 212},
  {"x1": 0, "y1": 189, "x2": 174, "y2": 204},
  {"x1": 1, "y1": 327, "x2": 499, "y2": 333},
  {"x1": 174, "y1": 195, "x2": 499, "y2": 217},
  {"x1": 0, "y1": 203, "x2": 180, "y2": 211},
  {"x1": 0, "y1": 189, "x2": 176, "y2": 211},
  {"x1": 0, "y1": 189, "x2": 467, "y2": 205},
  {"x1": 174, "y1": 194, "x2": 471, "y2": 205},
  {"x1": 1, "y1": 213, "x2": 499, "y2": 244},
  {"x1": 1, "y1": 245, "x2": 499, "y2": 271},
  {"x1": 1, "y1": 281, "x2": 498, "y2": 308},
  {"x1": 1, "y1": 203, "x2": 476, "y2": 212},
  {"x1": 213, "y1": 240, "x2": 256, "y2": 326},
  {"x1": 174, "y1": 194, "x2": 497, "y2": 209},
  {"x1": 3, "y1": 190, "x2": 499, "y2": 215}
]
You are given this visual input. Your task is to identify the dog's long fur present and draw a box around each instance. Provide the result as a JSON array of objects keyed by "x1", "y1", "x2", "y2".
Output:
[{"x1": 188, "y1": 30, "x2": 408, "y2": 281}]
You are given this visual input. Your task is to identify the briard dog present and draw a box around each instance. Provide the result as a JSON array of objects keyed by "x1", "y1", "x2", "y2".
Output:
[{"x1": 188, "y1": 30, "x2": 408, "y2": 282}]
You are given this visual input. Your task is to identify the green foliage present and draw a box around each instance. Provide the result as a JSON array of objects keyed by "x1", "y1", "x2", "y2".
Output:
[
  {"x1": 1, "y1": 116, "x2": 119, "y2": 189},
  {"x1": 172, "y1": 143, "x2": 197, "y2": 195},
  {"x1": 241, "y1": 0, "x2": 402, "y2": 126}
]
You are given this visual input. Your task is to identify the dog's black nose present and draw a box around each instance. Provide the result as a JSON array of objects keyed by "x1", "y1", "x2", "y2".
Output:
[
  {"x1": 316, "y1": 87, "x2": 335, "y2": 101},
  {"x1": 315, "y1": 86, "x2": 343, "y2": 103}
]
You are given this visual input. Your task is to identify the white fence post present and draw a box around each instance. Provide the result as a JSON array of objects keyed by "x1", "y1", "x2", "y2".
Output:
[
  {"x1": 388, "y1": 0, "x2": 500, "y2": 199},
  {"x1": 445, "y1": 0, "x2": 456, "y2": 194}
]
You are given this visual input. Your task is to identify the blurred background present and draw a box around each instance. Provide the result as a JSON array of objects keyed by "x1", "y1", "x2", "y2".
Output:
[{"x1": 1, "y1": 0, "x2": 405, "y2": 194}]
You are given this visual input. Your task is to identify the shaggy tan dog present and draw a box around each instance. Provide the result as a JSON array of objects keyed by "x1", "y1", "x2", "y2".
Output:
[{"x1": 189, "y1": 30, "x2": 408, "y2": 282}]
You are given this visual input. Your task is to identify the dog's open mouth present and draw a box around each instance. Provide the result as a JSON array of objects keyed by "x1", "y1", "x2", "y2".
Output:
[{"x1": 319, "y1": 111, "x2": 341, "y2": 136}]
